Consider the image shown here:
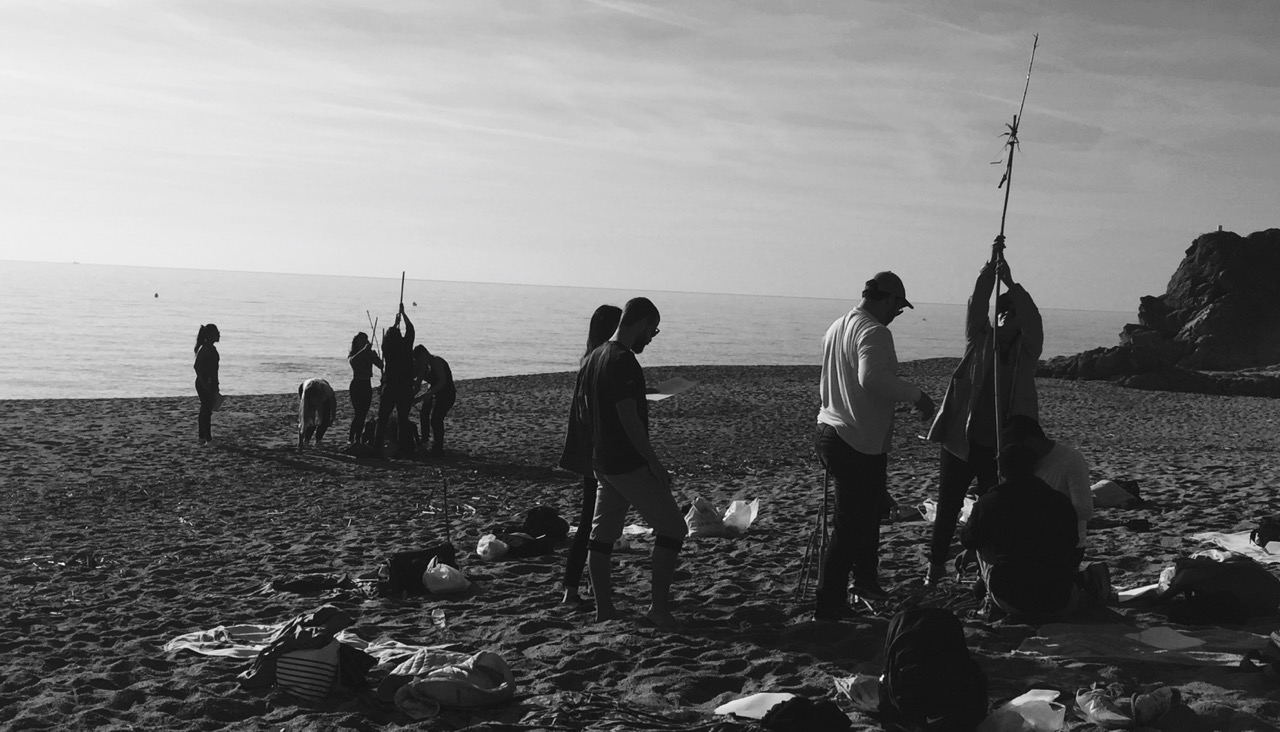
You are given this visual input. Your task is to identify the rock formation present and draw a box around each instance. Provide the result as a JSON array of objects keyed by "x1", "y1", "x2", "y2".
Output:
[{"x1": 1039, "y1": 228, "x2": 1280, "y2": 396}]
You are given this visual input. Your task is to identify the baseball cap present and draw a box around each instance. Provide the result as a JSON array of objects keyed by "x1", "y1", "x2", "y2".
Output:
[{"x1": 862, "y1": 271, "x2": 913, "y2": 309}]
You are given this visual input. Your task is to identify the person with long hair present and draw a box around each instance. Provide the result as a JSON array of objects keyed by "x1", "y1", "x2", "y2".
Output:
[
  {"x1": 412, "y1": 344, "x2": 456, "y2": 458},
  {"x1": 374, "y1": 304, "x2": 416, "y2": 457},
  {"x1": 347, "y1": 332, "x2": 383, "y2": 444},
  {"x1": 193, "y1": 323, "x2": 221, "y2": 446},
  {"x1": 557, "y1": 304, "x2": 623, "y2": 605}
]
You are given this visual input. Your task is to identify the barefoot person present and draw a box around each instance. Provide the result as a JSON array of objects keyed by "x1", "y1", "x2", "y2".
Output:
[
  {"x1": 813, "y1": 272, "x2": 934, "y2": 621},
  {"x1": 558, "y1": 304, "x2": 623, "y2": 606},
  {"x1": 193, "y1": 323, "x2": 222, "y2": 446},
  {"x1": 412, "y1": 344, "x2": 456, "y2": 458},
  {"x1": 925, "y1": 237, "x2": 1043, "y2": 585},
  {"x1": 576, "y1": 297, "x2": 686, "y2": 629},
  {"x1": 347, "y1": 332, "x2": 383, "y2": 444}
]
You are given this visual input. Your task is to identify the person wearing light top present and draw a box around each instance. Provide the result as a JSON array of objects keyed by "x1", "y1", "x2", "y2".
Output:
[
  {"x1": 1007, "y1": 415, "x2": 1092, "y2": 549},
  {"x1": 813, "y1": 271, "x2": 935, "y2": 621}
]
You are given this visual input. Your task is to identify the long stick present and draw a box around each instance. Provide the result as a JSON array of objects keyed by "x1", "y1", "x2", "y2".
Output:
[
  {"x1": 992, "y1": 33, "x2": 1039, "y2": 461},
  {"x1": 399, "y1": 271, "x2": 406, "y2": 311}
]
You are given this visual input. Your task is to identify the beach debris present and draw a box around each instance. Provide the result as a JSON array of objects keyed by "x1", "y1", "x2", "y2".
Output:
[
  {"x1": 684, "y1": 496, "x2": 759, "y2": 538},
  {"x1": 978, "y1": 689, "x2": 1064, "y2": 732}
]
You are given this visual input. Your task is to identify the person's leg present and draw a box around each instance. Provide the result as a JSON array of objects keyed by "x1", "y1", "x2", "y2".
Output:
[
  {"x1": 929, "y1": 447, "x2": 980, "y2": 569},
  {"x1": 430, "y1": 389, "x2": 455, "y2": 457},
  {"x1": 603, "y1": 465, "x2": 688, "y2": 629},
  {"x1": 588, "y1": 471, "x2": 630, "y2": 621},
  {"x1": 418, "y1": 397, "x2": 430, "y2": 449},
  {"x1": 970, "y1": 443, "x2": 999, "y2": 497},
  {"x1": 395, "y1": 391, "x2": 415, "y2": 456},
  {"x1": 349, "y1": 380, "x2": 370, "y2": 443},
  {"x1": 815, "y1": 428, "x2": 888, "y2": 607},
  {"x1": 373, "y1": 386, "x2": 396, "y2": 448},
  {"x1": 848, "y1": 451, "x2": 888, "y2": 590},
  {"x1": 196, "y1": 381, "x2": 213, "y2": 443},
  {"x1": 562, "y1": 474, "x2": 597, "y2": 603}
]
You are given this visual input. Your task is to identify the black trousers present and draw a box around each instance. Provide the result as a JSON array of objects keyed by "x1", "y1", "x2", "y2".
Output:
[
  {"x1": 195, "y1": 380, "x2": 217, "y2": 442},
  {"x1": 374, "y1": 383, "x2": 415, "y2": 455},
  {"x1": 928, "y1": 444, "x2": 998, "y2": 566},
  {"x1": 562, "y1": 474, "x2": 598, "y2": 592},
  {"x1": 419, "y1": 387, "x2": 456, "y2": 456},
  {"x1": 814, "y1": 424, "x2": 888, "y2": 608}
]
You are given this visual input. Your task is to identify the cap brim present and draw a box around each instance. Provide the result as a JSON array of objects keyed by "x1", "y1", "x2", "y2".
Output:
[{"x1": 901, "y1": 298, "x2": 914, "y2": 309}]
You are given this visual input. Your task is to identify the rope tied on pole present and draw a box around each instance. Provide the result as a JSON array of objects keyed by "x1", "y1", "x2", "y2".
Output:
[{"x1": 990, "y1": 33, "x2": 1039, "y2": 458}]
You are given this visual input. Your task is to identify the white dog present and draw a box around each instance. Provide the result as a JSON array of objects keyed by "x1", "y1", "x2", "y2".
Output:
[{"x1": 298, "y1": 378, "x2": 337, "y2": 451}]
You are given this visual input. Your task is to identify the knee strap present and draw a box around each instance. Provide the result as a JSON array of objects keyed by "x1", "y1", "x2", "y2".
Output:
[
  {"x1": 588, "y1": 539, "x2": 613, "y2": 555},
  {"x1": 655, "y1": 534, "x2": 684, "y2": 552}
]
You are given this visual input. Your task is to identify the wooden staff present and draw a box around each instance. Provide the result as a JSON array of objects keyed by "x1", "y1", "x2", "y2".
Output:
[{"x1": 991, "y1": 33, "x2": 1039, "y2": 458}]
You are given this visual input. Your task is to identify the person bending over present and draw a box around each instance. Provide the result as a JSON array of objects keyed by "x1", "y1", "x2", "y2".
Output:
[
  {"x1": 960, "y1": 440, "x2": 1080, "y2": 621},
  {"x1": 558, "y1": 304, "x2": 623, "y2": 606},
  {"x1": 1005, "y1": 415, "x2": 1092, "y2": 550},
  {"x1": 412, "y1": 344, "x2": 456, "y2": 458},
  {"x1": 925, "y1": 238, "x2": 1043, "y2": 585},
  {"x1": 577, "y1": 297, "x2": 687, "y2": 630}
]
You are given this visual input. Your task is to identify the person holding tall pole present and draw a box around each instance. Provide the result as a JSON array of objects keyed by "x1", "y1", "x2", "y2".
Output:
[{"x1": 922, "y1": 35, "x2": 1043, "y2": 587}]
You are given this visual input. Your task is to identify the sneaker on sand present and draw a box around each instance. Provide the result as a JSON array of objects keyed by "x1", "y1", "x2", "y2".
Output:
[
  {"x1": 851, "y1": 581, "x2": 891, "y2": 603},
  {"x1": 923, "y1": 562, "x2": 947, "y2": 587}
]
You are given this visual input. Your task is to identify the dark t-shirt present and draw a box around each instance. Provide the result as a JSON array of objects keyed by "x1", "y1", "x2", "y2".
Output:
[
  {"x1": 581, "y1": 341, "x2": 648, "y2": 475},
  {"x1": 961, "y1": 475, "x2": 1079, "y2": 614}
]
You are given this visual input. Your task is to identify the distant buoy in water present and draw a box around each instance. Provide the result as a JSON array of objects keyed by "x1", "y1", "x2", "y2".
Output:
[
  {"x1": 412, "y1": 301, "x2": 417, "y2": 306},
  {"x1": 154, "y1": 293, "x2": 159, "y2": 298}
]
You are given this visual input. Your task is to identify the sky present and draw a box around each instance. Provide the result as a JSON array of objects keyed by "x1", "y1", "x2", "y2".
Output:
[{"x1": 1, "y1": 1, "x2": 1277, "y2": 312}]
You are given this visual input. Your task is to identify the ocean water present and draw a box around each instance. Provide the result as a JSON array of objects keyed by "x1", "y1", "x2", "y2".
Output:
[{"x1": 0, "y1": 261, "x2": 1129, "y2": 400}]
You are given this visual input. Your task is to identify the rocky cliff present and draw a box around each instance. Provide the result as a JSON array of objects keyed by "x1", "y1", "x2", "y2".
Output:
[{"x1": 1039, "y1": 228, "x2": 1280, "y2": 396}]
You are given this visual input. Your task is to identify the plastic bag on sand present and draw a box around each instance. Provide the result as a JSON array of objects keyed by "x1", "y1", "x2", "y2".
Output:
[
  {"x1": 686, "y1": 496, "x2": 727, "y2": 537},
  {"x1": 723, "y1": 499, "x2": 759, "y2": 535},
  {"x1": 422, "y1": 557, "x2": 470, "y2": 593},
  {"x1": 686, "y1": 496, "x2": 760, "y2": 538},
  {"x1": 978, "y1": 690, "x2": 1065, "y2": 732},
  {"x1": 919, "y1": 495, "x2": 976, "y2": 524},
  {"x1": 833, "y1": 673, "x2": 880, "y2": 712},
  {"x1": 476, "y1": 534, "x2": 509, "y2": 561}
]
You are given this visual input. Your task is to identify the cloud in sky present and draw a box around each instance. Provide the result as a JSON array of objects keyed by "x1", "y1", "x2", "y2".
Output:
[{"x1": 1, "y1": 0, "x2": 1278, "y2": 311}]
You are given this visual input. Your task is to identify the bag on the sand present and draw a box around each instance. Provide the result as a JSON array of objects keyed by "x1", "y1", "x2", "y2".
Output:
[
  {"x1": 520, "y1": 506, "x2": 570, "y2": 543},
  {"x1": 1251, "y1": 515, "x2": 1280, "y2": 549},
  {"x1": 685, "y1": 495, "x2": 727, "y2": 537},
  {"x1": 760, "y1": 696, "x2": 851, "y2": 731},
  {"x1": 879, "y1": 607, "x2": 988, "y2": 732},
  {"x1": 383, "y1": 544, "x2": 458, "y2": 596},
  {"x1": 1157, "y1": 550, "x2": 1280, "y2": 622},
  {"x1": 422, "y1": 556, "x2": 470, "y2": 594}
]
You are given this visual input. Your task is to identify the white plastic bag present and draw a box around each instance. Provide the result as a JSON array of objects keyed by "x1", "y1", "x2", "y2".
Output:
[
  {"x1": 833, "y1": 673, "x2": 880, "y2": 712},
  {"x1": 918, "y1": 496, "x2": 976, "y2": 524},
  {"x1": 722, "y1": 499, "x2": 759, "y2": 536},
  {"x1": 422, "y1": 556, "x2": 470, "y2": 594},
  {"x1": 476, "y1": 534, "x2": 509, "y2": 561},
  {"x1": 685, "y1": 496, "x2": 727, "y2": 537},
  {"x1": 978, "y1": 689, "x2": 1065, "y2": 732}
]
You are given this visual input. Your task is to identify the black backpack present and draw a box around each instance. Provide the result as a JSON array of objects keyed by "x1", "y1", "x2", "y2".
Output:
[{"x1": 880, "y1": 607, "x2": 988, "y2": 732}]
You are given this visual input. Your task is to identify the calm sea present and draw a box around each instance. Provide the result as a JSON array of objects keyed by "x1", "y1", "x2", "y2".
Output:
[{"x1": 0, "y1": 261, "x2": 1128, "y2": 400}]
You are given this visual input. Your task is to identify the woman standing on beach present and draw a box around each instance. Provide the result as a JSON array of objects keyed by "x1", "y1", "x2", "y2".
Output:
[
  {"x1": 557, "y1": 304, "x2": 623, "y2": 605},
  {"x1": 347, "y1": 332, "x2": 383, "y2": 444},
  {"x1": 193, "y1": 323, "x2": 221, "y2": 446}
]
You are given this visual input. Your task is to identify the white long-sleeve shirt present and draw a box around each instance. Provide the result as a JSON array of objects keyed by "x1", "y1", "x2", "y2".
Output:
[
  {"x1": 1034, "y1": 442, "x2": 1092, "y2": 548},
  {"x1": 817, "y1": 308, "x2": 923, "y2": 455}
]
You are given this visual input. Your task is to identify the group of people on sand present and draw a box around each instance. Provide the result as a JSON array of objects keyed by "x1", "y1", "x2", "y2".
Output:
[
  {"x1": 552, "y1": 237, "x2": 1096, "y2": 630},
  {"x1": 192, "y1": 303, "x2": 455, "y2": 457},
  {"x1": 811, "y1": 235, "x2": 1093, "y2": 623}
]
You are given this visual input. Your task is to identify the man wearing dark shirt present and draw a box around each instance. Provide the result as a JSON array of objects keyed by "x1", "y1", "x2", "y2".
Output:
[
  {"x1": 960, "y1": 441, "x2": 1079, "y2": 620},
  {"x1": 576, "y1": 297, "x2": 687, "y2": 630}
]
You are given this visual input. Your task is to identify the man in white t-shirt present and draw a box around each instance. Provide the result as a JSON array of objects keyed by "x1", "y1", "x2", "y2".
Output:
[
  {"x1": 813, "y1": 271, "x2": 935, "y2": 621},
  {"x1": 1006, "y1": 415, "x2": 1092, "y2": 549}
]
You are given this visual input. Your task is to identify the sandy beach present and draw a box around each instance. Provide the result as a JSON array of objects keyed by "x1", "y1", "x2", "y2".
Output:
[{"x1": 3, "y1": 360, "x2": 1280, "y2": 730}]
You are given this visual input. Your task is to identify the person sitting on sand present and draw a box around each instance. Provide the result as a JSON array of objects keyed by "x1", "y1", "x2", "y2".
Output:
[
  {"x1": 193, "y1": 323, "x2": 221, "y2": 446},
  {"x1": 960, "y1": 439, "x2": 1080, "y2": 621},
  {"x1": 347, "y1": 332, "x2": 383, "y2": 445},
  {"x1": 412, "y1": 344, "x2": 456, "y2": 458},
  {"x1": 558, "y1": 304, "x2": 623, "y2": 606},
  {"x1": 1005, "y1": 415, "x2": 1092, "y2": 549},
  {"x1": 925, "y1": 238, "x2": 1043, "y2": 586},
  {"x1": 374, "y1": 304, "x2": 416, "y2": 457},
  {"x1": 813, "y1": 272, "x2": 935, "y2": 621},
  {"x1": 575, "y1": 297, "x2": 687, "y2": 630}
]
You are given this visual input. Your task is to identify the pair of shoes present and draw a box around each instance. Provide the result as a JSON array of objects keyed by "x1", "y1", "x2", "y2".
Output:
[
  {"x1": 851, "y1": 581, "x2": 891, "y2": 603},
  {"x1": 814, "y1": 604, "x2": 861, "y2": 622},
  {"x1": 923, "y1": 562, "x2": 946, "y2": 587}
]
